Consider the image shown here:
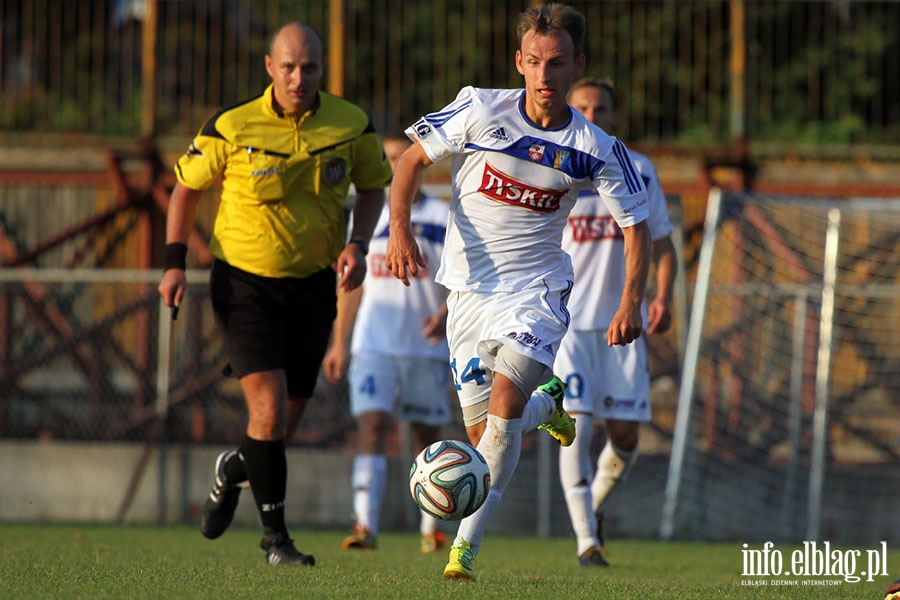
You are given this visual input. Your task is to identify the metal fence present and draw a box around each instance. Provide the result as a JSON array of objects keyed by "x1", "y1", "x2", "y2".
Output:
[
  {"x1": 1, "y1": 0, "x2": 898, "y2": 149},
  {"x1": 0, "y1": 269, "x2": 366, "y2": 446},
  {"x1": 0, "y1": 265, "x2": 682, "y2": 536},
  {"x1": 661, "y1": 190, "x2": 900, "y2": 544},
  {"x1": 0, "y1": 209, "x2": 684, "y2": 450}
]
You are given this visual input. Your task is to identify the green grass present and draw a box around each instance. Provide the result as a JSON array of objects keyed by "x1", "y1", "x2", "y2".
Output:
[{"x1": 0, "y1": 524, "x2": 896, "y2": 599}]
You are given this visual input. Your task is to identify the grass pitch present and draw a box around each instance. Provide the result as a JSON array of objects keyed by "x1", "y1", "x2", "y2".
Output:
[{"x1": 0, "y1": 523, "x2": 895, "y2": 599}]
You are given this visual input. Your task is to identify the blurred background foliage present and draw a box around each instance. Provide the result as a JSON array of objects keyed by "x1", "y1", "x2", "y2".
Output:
[{"x1": 0, "y1": 0, "x2": 897, "y2": 150}]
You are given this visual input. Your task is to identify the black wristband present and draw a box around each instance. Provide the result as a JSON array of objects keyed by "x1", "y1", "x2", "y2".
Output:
[
  {"x1": 348, "y1": 239, "x2": 369, "y2": 256},
  {"x1": 163, "y1": 243, "x2": 188, "y2": 271}
]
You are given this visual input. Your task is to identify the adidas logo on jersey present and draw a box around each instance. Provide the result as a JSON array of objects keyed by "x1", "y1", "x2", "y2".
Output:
[{"x1": 488, "y1": 127, "x2": 510, "y2": 141}]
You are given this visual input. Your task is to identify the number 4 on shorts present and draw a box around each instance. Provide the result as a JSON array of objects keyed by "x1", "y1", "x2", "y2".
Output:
[{"x1": 450, "y1": 357, "x2": 486, "y2": 390}]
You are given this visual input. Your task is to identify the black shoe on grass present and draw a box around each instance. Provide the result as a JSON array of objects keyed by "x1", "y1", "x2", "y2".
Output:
[
  {"x1": 200, "y1": 450, "x2": 241, "y2": 540},
  {"x1": 578, "y1": 546, "x2": 609, "y2": 567},
  {"x1": 261, "y1": 532, "x2": 316, "y2": 566}
]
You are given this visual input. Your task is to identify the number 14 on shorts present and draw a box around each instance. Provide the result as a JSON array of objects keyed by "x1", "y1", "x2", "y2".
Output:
[{"x1": 450, "y1": 357, "x2": 486, "y2": 390}]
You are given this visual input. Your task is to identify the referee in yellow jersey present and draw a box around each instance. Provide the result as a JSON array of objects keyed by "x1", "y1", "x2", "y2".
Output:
[{"x1": 158, "y1": 21, "x2": 392, "y2": 566}]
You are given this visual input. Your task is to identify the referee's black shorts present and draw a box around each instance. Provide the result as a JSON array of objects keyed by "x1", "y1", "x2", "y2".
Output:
[{"x1": 210, "y1": 259, "x2": 336, "y2": 398}]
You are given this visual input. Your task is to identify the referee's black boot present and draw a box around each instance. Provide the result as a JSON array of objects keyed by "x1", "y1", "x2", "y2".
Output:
[
  {"x1": 261, "y1": 531, "x2": 316, "y2": 566},
  {"x1": 200, "y1": 449, "x2": 242, "y2": 539}
]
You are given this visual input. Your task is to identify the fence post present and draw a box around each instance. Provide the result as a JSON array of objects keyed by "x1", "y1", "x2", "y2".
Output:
[
  {"x1": 155, "y1": 298, "x2": 173, "y2": 523},
  {"x1": 140, "y1": 0, "x2": 158, "y2": 140},
  {"x1": 659, "y1": 188, "x2": 723, "y2": 540},
  {"x1": 807, "y1": 208, "x2": 840, "y2": 541}
]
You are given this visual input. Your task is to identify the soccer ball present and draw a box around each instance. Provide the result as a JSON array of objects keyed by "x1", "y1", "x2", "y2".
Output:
[
  {"x1": 409, "y1": 440, "x2": 491, "y2": 520},
  {"x1": 885, "y1": 578, "x2": 900, "y2": 600}
]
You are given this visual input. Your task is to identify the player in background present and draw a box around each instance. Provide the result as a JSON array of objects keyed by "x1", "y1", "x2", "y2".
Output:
[
  {"x1": 322, "y1": 132, "x2": 452, "y2": 555},
  {"x1": 158, "y1": 22, "x2": 392, "y2": 566},
  {"x1": 557, "y1": 77, "x2": 678, "y2": 566},
  {"x1": 385, "y1": 3, "x2": 652, "y2": 582}
]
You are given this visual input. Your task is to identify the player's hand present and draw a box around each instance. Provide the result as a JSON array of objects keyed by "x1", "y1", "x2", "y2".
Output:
[
  {"x1": 321, "y1": 342, "x2": 349, "y2": 383},
  {"x1": 159, "y1": 269, "x2": 187, "y2": 311},
  {"x1": 606, "y1": 305, "x2": 643, "y2": 347},
  {"x1": 421, "y1": 311, "x2": 447, "y2": 345},
  {"x1": 385, "y1": 226, "x2": 426, "y2": 286},
  {"x1": 335, "y1": 243, "x2": 367, "y2": 291},
  {"x1": 646, "y1": 298, "x2": 672, "y2": 335}
]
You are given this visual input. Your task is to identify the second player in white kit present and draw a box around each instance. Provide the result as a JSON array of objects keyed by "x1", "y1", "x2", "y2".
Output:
[
  {"x1": 323, "y1": 134, "x2": 452, "y2": 554},
  {"x1": 556, "y1": 76, "x2": 679, "y2": 567},
  {"x1": 557, "y1": 153, "x2": 673, "y2": 420}
]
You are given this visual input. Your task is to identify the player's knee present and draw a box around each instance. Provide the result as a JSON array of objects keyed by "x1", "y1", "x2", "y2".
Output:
[
  {"x1": 246, "y1": 419, "x2": 285, "y2": 441},
  {"x1": 244, "y1": 409, "x2": 285, "y2": 440},
  {"x1": 357, "y1": 411, "x2": 393, "y2": 436},
  {"x1": 613, "y1": 433, "x2": 639, "y2": 452},
  {"x1": 492, "y1": 344, "x2": 552, "y2": 398},
  {"x1": 607, "y1": 420, "x2": 639, "y2": 451}
]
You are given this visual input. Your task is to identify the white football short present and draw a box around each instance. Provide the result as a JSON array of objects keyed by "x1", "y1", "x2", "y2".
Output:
[
  {"x1": 446, "y1": 279, "x2": 572, "y2": 409},
  {"x1": 348, "y1": 352, "x2": 452, "y2": 426},
  {"x1": 554, "y1": 328, "x2": 652, "y2": 422}
]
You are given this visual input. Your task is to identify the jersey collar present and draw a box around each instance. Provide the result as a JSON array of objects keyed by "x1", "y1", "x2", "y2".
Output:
[
  {"x1": 264, "y1": 84, "x2": 322, "y2": 120},
  {"x1": 517, "y1": 89, "x2": 574, "y2": 132}
]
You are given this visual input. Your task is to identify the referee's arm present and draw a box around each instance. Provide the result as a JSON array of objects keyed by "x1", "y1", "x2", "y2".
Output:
[
  {"x1": 159, "y1": 183, "x2": 204, "y2": 310},
  {"x1": 336, "y1": 188, "x2": 385, "y2": 291}
]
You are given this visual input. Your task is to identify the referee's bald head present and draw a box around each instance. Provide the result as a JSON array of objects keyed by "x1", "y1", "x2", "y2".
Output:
[{"x1": 268, "y1": 22, "x2": 323, "y2": 58}]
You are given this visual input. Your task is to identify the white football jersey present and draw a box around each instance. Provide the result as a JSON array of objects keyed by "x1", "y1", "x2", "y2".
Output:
[
  {"x1": 351, "y1": 195, "x2": 450, "y2": 359},
  {"x1": 406, "y1": 86, "x2": 649, "y2": 293},
  {"x1": 564, "y1": 150, "x2": 673, "y2": 330}
]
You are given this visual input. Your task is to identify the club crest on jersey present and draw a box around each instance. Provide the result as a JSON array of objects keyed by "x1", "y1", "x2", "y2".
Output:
[
  {"x1": 479, "y1": 162, "x2": 567, "y2": 213},
  {"x1": 528, "y1": 143, "x2": 545, "y2": 161},
  {"x1": 324, "y1": 157, "x2": 347, "y2": 186}
]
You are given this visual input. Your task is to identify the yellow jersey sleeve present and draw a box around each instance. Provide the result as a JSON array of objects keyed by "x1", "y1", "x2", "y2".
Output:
[
  {"x1": 174, "y1": 113, "x2": 231, "y2": 191},
  {"x1": 350, "y1": 122, "x2": 394, "y2": 191}
]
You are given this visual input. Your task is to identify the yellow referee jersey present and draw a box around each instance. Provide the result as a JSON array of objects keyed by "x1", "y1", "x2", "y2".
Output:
[{"x1": 175, "y1": 85, "x2": 393, "y2": 279}]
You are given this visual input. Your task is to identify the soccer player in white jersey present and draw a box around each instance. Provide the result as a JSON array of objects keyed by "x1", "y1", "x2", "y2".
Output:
[
  {"x1": 385, "y1": 3, "x2": 652, "y2": 582},
  {"x1": 322, "y1": 132, "x2": 452, "y2": 555},
  {"x1": 557, "y1": 77, "x2": 678, "y2": 567}
]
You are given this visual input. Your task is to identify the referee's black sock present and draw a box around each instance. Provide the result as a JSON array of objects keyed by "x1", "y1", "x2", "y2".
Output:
[{"x1": 242, "y1": 436, "x2": 288, "y2": 536}]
